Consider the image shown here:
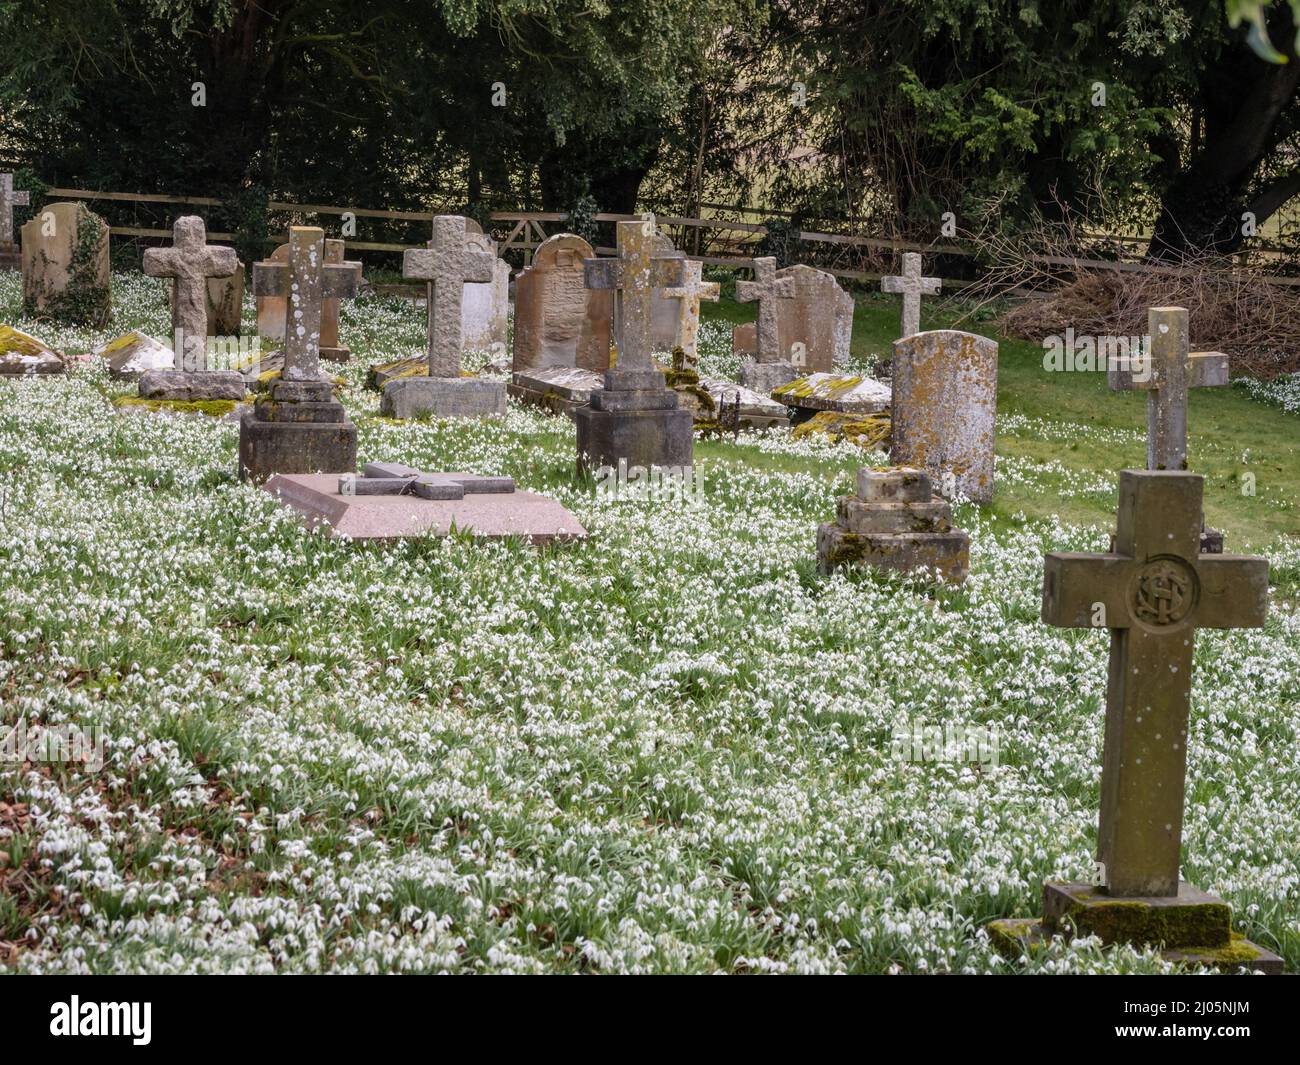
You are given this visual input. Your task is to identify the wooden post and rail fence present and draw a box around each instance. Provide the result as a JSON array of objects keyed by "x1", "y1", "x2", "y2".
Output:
[{"x1": 14, "y1": 185, "x2": 1300, "y2": 291}]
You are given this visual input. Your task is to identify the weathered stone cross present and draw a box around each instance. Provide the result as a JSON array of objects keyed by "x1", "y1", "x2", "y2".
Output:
[
  {"x1": 584, "y1": 220, "x2": 687, "y2": 371},
  {"x1": 661, "y1": 260, "x2": 720, "y2": 366},
  {"x1": 1108, "y1": 306, "x2": 1228, "y2": 472},
  {"x1": 881, "y1": 252, "x2": 941, "y2": 339},
  {"x1": 340, "y1": 462, "x2": 515, "y2": 499},
  {"x1": 404, "y1": 215, "x2": 496, "y2": 379},
  {"x1": 735, "y1": 256, "x2": 795, "y2": 363},
  {"x1": 143, "y1": 216, "x2": 238, "y2": 370},
  {"x1": 252, "y1": 225, "x2": 361, "y2": 381},
  {"x1": 1042, "y1": 470, "x2": 1268, "y2": 897},
  {"x1": 0, "y1": 173, "x2": 29, "y2": 245}
]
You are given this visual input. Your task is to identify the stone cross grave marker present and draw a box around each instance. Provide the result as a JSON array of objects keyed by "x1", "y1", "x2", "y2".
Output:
[
  {"x1": 404, "y1": 215, "x2": 496, "y2": 378},
  {"x1": 251, "y1": 226, "x2": 361, "y2": 381},
  {"x1": 1, "y1": 172, "x2": 30, "y2": 244},
  {"x1": 1042, "y1": 470, "x2": 1268, "y2": 897},
  {"x1": 583, "y1": 220, "x2": 687, "y2": 373},
  {"x1": 660, "y1": 260, "x2": 720, "y2": 366},
  {"x1": 143, "y1": 216, "x2": 238, "y2": 370},
  {"x1": 1108, "y1": 306, "x2": 1228, "y2": 472},
  {"x1": 881, "y1": 252, "x2": 941, "y2": 339},
  {"x1": 735, "y1": 256, "x2": 795, "y2": 363},
  {"x1": 341, "y1": 462, "x2": 515, "y2": 499}
]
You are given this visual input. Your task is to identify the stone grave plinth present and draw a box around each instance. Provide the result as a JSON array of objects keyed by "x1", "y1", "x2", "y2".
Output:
[
  {"x1": 264, "y1": 462, "x2": 587, "y2": 544},
  {"x1": 94, "y1": 331, "x2": 174, "y2": 379},
  {"x1": 816, "y1": 467, "x2": 969, "y2": 582}
]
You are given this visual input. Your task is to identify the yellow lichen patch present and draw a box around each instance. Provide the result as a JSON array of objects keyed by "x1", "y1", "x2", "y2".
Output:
[
  {"x1": 792, "y1": 410, "x2": 891, "y2": 450},
  {"x1": 113, "y1": 396, "x2": 240, "y2": 418},
  {"x1": 0, "y1": 324, "x2": 56, "y2": 358}
]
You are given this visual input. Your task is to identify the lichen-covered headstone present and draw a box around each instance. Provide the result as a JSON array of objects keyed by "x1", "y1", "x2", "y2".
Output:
[
  {"x1": 20, "y1": 202, "x2": 112, "y2": 326},
  {"x1": 891, "y1": 329, "x2": 997, "y2": 503},
  {"x1": 775, "y1": 264, "x2": 854, "y2": 373},
  {"x1": 512, "y1": 233, "x2": 612, "y2": 373}
]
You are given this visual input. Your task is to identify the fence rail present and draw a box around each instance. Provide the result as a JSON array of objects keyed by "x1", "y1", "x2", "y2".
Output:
[{"x1": 21, "y1": 186, "x2": 1300, "y2": 289}]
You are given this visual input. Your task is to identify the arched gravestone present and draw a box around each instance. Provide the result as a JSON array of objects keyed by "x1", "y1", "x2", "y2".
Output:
[
  {"x1": 511, "y1": 233, "x2": 612, "y2": 372},
  {"x1": 460, "y1": 232, "x2": 510, "y2": 353},
  {"x1": 257, "y1": 239, "x2": 350, "y2": 360},
  {"x1": 891, "y1": 329, "x2": 998, "y2": 504},
  {"x1": 20, "y1": 202, "x2": 112, "y2": 326},
  {"x1": 776, "y1": 264, "x2": 854, "y2": 373}
]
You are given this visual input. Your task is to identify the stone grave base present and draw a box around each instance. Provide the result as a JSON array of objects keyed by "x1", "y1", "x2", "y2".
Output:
[
  {"x1": 0, "y1": 240, "x2": 19, "y2": 271},
  {"x1": 0, "y1": 325, "x2": 64, "y2": 375},
  {"x1": 366, "y1": 356, "x2": 427, "y2": 391},
  {"x1": 321, "y1": 345, "x2": 350, "y2": 364},
  {"x1": 575, "y1": 370, "x2": 695, "y2": 474},
  {"x1": 380, "y1": 376, "x2": 506, "y2": 420},
  {"x1": 263, "y1": 473, "x2": 587, "y2": 544},
  {"x1": 988, "y1": 881, "x2": 1283, "y2": 974},
  {"x1": 138, "y1": 369, "x2": 246, "y2": 402},
  {"x1": 739, "y1": 360, "x2": 799, "y2": 394},
  {"x1": 239, "y1": 380, "x2": 357, "y2": 483},
  {"x1": 816, "y1": 467, "x2": 969, "y2": 582},
  {"x1": 772, "y1": 371, "x2": 892, "y2": 424}
]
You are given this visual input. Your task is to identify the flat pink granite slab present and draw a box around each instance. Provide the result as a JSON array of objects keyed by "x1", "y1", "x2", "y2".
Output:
[{"x1": 264, "y1": 473, "x2": 587, "y2": 544}]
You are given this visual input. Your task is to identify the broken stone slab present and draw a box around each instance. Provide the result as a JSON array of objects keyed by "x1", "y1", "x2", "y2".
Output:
[
  {"x1": 772, "y1": 372, "x2": 892, "y2": 417},
  {"x1": 94, "y1": 330, "x2": 174, "y2": 378},
  {"x1": 0, "y1": 324, "x2": 65, "y2": 375},
  {"x1": 137, "y1": 368, "x2": 247, "y2": 401},
  {"x1": 508, "y1": 366, "x2": 605, "y2": 415},
  {"x1": 790, "y1": 410, "x2": 890, "y2": 450},
  {"x1": 380, "y1": 376, "x2": 507, "y2": 420},
  {"x1": 366, "y1": 355, "x2": 430, "y2": 391},
  {"x1": 264, "y1": 472, "x2": 587, "y2": 544},
  {"x1": 510, "y1": 364, "x2": 787, "y2": 429}
]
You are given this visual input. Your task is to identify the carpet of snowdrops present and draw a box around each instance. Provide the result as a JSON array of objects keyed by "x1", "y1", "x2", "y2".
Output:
[{"x1": 1, "y1": 270, "x2": 1298, "y2": 975}]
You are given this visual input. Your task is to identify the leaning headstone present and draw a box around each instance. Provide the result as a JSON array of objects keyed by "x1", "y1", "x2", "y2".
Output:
[
  {"x1": 380, "y1": 215, "x2": 505, "y2": 420},
  {"x1": 143, "y1": 216, "x2": 238, "y2": 372},
  {"x1": 94, "y1": 330, "x2": 174, "y2": 379},
  {"x1": 737, "y1": 256, "x2": 797, "y2": 392},
  {"x1": 891, "y1": 330, "x2": 998, "y2": 504},
  {"x1": 512, "y1": 233, "x2": 612, "y2": 374},
  {"x1": 240, "y1": 226, "x2": 362, "y2": 482},
  {"x1": 989, "y1": 470, "x2": 1280, "y2": 973},
  {"x1": 0, "y1": 324, "x2": 64, "y2": 375},
  {"x1": 0, "y1": 172, "x2": 31, "y2": 270},
  {"x1": 264, "y1": 461, "x2": 587, "y2": 543},
  {"x1": 576, "y1": 221, "x2": 694, "y2": 472},
  {"x1": 20, "y1": 202, "x2": 112, "y2": 326},
  {"x1": 257, "y1": 239, "x2": 351, "y2": 362},
  {"x1": 460, "y1": 232, "x2": 510, "y2": 354},
  {"x1": 881, "y1": 252, "x2": 941, "y2": 339},
  {"x1": 776, "y1": 264, "x2": 854, "y2": 373},
  {"x1": 817, "y1": 467, "x2": 969, "y2": 582},
  {"x1": 1109, "y1": 305, "x2": 1228, "y2": 551}
]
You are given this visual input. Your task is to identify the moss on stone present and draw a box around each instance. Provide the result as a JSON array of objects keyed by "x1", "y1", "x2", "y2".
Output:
[{"x1": 113, "y1": 396, "x2": 239, "y2": 418}]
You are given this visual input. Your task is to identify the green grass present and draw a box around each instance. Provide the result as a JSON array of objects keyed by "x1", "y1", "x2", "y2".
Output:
[{"x1": 705, "y1": 292, "x2": 1300, "y2": 552}]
